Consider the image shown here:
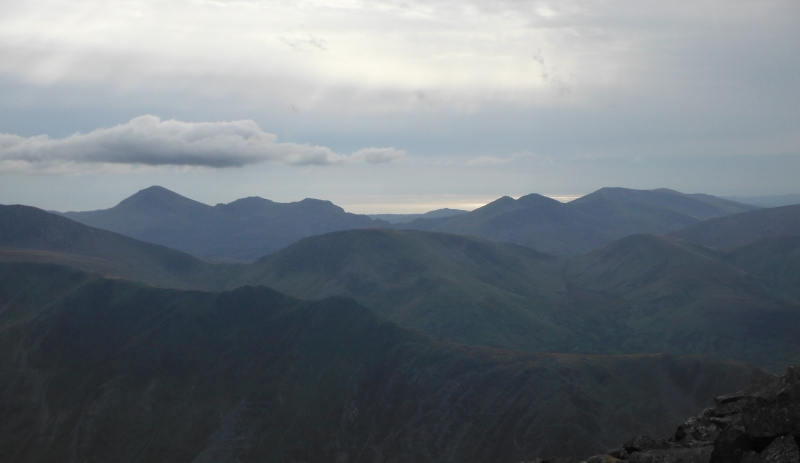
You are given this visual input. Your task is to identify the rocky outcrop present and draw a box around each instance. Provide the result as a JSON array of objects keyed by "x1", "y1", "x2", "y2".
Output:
[{"x1": 556, "y1": 365, "x2": 800, "y2": 463}]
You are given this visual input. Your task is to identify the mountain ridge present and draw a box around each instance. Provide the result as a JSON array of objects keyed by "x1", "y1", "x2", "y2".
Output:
[
  {"x1": 62, "y1": 186, "x2": 387, "y2": 261},
  {"x1": 398, "y1": 187, "x2": 757, "y2": 255}
]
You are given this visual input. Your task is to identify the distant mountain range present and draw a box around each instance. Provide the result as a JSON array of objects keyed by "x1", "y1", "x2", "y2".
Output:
[
  {"x1": 369, "y1": 208, "x2": 468, "y2": 224},
  {"x1": 397, "y1": 187, "x2": 759, "y2": 255},
  {"x1": 58, "y1": 186, "x2": 759, "y2": 260},
  {"x1": 0, "y1": 261, "x2": 765, "y2": 462},
  {"x1": 61, "y1": 186, "x2": 387, "y2": 261},
  {"x1": 6, "y1": 204, "x2": 800, "y2": 370}
]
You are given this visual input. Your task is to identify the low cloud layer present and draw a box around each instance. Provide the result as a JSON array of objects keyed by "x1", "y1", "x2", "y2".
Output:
[{"x1": 0, "y1": 116, "x2": 405, "y2": 172}]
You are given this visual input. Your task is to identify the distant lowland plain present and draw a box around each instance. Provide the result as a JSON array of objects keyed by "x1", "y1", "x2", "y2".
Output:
[{"x1": 1, "y1": 185, "x2": 800, "y2": 462}]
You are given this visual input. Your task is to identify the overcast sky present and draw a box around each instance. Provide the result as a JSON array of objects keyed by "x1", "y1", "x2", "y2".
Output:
[{"x1": 1, "y1": 0, "x2": 798, "y2": 212}]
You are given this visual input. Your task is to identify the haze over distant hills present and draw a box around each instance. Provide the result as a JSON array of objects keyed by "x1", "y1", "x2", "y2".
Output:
[
  {"x1": 369, "y1": 208, "x2": 468, "y2": 224},
  {"x1": 0, "y1": 261, "x2": 766, "y2": 462},
  {"x1": 670, "y1": 204, "x2": 800, "y2": 249},
  {"x1": 398, "y1": 187, "x2": 758, "y2": 255},
  {"x1": 61, "y1": 186, "x2": 387, "y2": 262},
  {"x1": 6, "y1": 204, "x2": 800, "y2": 370},
  {"x1": 60, "y1": 186, "x2": 759, "y2": 260}
]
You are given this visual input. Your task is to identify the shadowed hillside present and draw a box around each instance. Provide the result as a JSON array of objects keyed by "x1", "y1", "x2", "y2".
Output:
[
  {"x1": 237, "y1": 229, "x2": 800, "y2": 371},
  {"x1": 233, "y1": 228, "x2": 568, "y2": 350},
  {"x1": 0, "y1": 262, "x2": 767, "y2": 462},
  {"x1": 5, "y1": 206, "x2": 799, "y2": 370},
  {"x1": 62, "y1": 186, "x2": 387, "y2": 261},
  {"x1": 670, "y1": 204, "x2": 800, "y2": 249},
  {"x1": 0, "y1": 204, "x2": 235, "y2": 290}
]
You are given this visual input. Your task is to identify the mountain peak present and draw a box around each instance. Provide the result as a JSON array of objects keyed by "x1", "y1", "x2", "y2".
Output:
[
  {"x1": 115, "y1": 186, "x2": 210, "y2": 213},
  {"x1": 515, "y1": 193, "x2": 562, "y2": 207}
]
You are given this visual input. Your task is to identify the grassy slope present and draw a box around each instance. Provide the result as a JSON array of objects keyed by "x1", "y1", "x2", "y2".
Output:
[
  {"x1": 237, "y1": 229, "x2": 800, "y2": 371},
  {"x1": 562, "y1": 234, "x2": 800, "y2": 369},
  {"x1": 234, "y1": 229, "x2": 569, "y2": 350},
  {"x1": 720, "y1": 235, "x2": 800, "y2": 299},
  {"x1": 0, "y1": 262, "x2": 767, "y2": 462}
]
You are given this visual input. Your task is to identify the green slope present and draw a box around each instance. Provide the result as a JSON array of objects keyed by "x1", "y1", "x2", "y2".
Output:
[
  {"x1": 233, "y1": 228, "x2": 569, "y2": 351},
  {"x1": 0, "y1": 204, "x2": 236, "y2": 290},
  {"x1": 236, "y1": 229, "x2": 800, "y2": 370},
  {"x1": 562, "y1": 234, "x2": 800, "y2": 368},
  {"x1": 0, "y1": 262, "x2": 766, "y2": 462},
  {"x1": 720, "y1": 235, "x2": 800, "y2": 300}
]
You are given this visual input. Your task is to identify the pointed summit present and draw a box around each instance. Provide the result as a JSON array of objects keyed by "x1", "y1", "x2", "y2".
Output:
[{"x1": 115, "y1": 186, "x2": 211, "y2": 214}]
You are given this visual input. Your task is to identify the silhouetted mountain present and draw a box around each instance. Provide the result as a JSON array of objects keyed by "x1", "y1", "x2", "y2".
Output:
[
  {"x1": 399, "y1": 188, "x2": 757, "y2": 254},
  {"x1": 725, "y1": 193, "x2": 800, "y2": 208},
  {"x1": 62, "y1": 186, "x2": 387, "y2": 261},
  {"x1": 236, "y1": 229, "x2": 800, "y2": 370},
  {"x1": 573, "y1": 187, "x2": 758, "y2": 220},
  {"x1": 0, "y1": 204, "x2": 233, "y2": 290},
  {"x1": 369, "y1": 208, "x2": 468, "y2": 224},
  {"x1": 0, "y1": 261, "x2": 766, "y2": 462},
  {"x1": 670, "y1": 204, "x2": 800, "y2": 249}
]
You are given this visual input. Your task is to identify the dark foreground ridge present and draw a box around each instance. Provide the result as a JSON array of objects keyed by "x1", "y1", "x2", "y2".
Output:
[
  {"x1": 0, "y1": 262, "x2": 766, "y2": 462},
  {"x1": 530, "y1": 364, "x2": 800, "y2": 463}
]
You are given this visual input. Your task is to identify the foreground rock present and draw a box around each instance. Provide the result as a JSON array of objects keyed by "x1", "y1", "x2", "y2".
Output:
[{"x1": 548, "y1": 365, "x2": 800, "y2": 463}]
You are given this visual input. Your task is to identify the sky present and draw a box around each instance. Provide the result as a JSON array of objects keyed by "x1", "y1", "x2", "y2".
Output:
[{"x1": 0, "y1": 0, "x2": 798, "y2": 213}]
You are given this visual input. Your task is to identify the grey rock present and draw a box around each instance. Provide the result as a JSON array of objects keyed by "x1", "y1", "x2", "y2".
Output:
[
  {"x1": 624, "y1": 436, "x2": 673, "y2": 454},
  {"x1": 760, "y1": 435, "x2": 800, "y2": 463},
  {"x1": 627, "y1": 446, "x2": 713, "y2": 463},
  {"x1": 710, "y1": 425, "x2": 752, "y2": 463}
]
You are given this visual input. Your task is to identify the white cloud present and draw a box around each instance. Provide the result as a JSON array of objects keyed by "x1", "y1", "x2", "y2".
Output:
[{"x1": 0, "y1": 115, "x2": 404, "y2": 172}]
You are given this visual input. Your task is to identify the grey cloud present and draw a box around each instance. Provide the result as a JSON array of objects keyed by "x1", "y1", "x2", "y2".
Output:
[
  {"x1": 351, "y1": 147, "x2": 406, "y2": 164},
  {"x1": 0, "y1": 116, "x2": 404, "y2": 171}
]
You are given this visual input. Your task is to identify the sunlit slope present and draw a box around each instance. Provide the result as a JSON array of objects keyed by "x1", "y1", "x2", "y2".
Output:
[
  {"x1": 0, "y1": 204, "x2": 235, "y2": 290},
  {"x1": 0, "y1": 262, "x2": 766, "y2": 462},
  {"x1": 670, "y1": 204, "x2": 800, "y2": 248},
  {"x1": 400, "y1": 188, "x2": 756, "y2": 255},
  {"x1": 238, "y1": 229, "x2": 800, "y2": 370}
]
